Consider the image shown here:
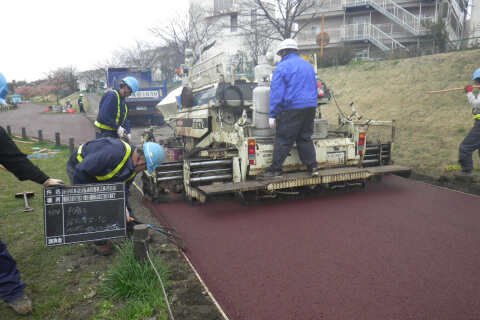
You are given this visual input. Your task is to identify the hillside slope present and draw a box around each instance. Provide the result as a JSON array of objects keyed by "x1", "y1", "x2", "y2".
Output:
[{"x1": 318, "y1": 49, "x2": 480, "y2": 176}]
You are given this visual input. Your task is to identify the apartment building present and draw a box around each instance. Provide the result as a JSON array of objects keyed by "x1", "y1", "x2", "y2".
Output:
[{"x1": 296, "y1": 0, "x2": 469, "y2": 60}]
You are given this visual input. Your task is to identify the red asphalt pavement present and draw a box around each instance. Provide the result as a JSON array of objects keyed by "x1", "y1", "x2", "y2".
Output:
[{"x1": 145, "y1": 176, "x2": 480, "y2": 320}]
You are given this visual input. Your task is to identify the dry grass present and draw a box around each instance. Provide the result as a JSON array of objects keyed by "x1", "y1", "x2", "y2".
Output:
[{"x1": 319, "y1": 49, "x2": 480, "y2": 175}]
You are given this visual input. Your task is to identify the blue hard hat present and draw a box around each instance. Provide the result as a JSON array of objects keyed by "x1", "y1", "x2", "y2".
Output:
[
  {"x1": 122, "y1": 76, "x2": 139, "y2": 94},
  {"x1": 143, "y1": 142, "x2": 164, "y2": 174},
  {"x1": 473, "y1": 68, "x2": 480, "y2": 81},
  {"x1": 0, "y1": 73, "x2": 8, "y2": 105}
]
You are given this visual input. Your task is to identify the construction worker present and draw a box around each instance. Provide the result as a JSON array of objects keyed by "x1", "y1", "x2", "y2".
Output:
[
  {"x1": 0, "y1": 73, "x2": 65, "y2": 315},
  {"x1": 258, "y1": 38, "x2": 318, "y2": 179},
  {"x1": 454, "y1": 68, "x2": 480, "y2": 180},
  {"x1": 66, "y1": 137, "x2": 164, "y2": 254},
  {"x1": 78, "y1": 94, "x2": 85, "y2": 113},
  {"x1": 94, "y1": 77, "x2": 139, "y2": 143}
]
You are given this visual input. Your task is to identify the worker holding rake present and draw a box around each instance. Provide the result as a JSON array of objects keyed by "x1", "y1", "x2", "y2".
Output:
[{"x1": 454, "y1": 68, "x2": 480, "y2": 180}]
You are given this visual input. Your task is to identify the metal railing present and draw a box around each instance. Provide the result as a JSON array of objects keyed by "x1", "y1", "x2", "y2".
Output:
[
  {"x1": 342, "y1": 0, "x2": 423, "y2": 35},
  {"x1": 298, "y1": 22, "x2": 404, "y2": 51},
  {"x1": 341, "y1": 22, "x2": 405, "y2": 51}
]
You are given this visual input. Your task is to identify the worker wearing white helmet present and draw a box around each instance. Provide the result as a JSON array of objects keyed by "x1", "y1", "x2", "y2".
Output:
[
  {"x1": 258, "y1": 38, "x2": 319, "y2": 179},
  {"x1": 78, "y1": 93, "x2": 85, "y2": 113},
  {"x1": 94, "y1": 76, "x2": 139, "y2": 142},
  {"x1": 454, "y1": 68, "x2": 480, "y2": 180}
]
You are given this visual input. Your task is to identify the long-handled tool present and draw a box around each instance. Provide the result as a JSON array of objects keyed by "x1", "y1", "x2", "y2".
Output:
[
  {"x1": 428, "y1": 85, "x2": 480, "y2": 94},
  {"x1": 15, "y1": 192, "x2": 34, "y2": 212}
]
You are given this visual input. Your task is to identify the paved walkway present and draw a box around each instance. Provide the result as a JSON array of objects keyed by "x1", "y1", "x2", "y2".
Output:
[
  {"x1": 0, "y1": 100, "x2": 96, "y2": 146},
  {"x1": 146, "y1": 176, "x2": 480, "y2": 320}
]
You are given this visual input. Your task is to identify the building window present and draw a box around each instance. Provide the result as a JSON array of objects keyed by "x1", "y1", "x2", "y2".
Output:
[
  {"x1": 231, "y1": 14, "x2": 238, "y2": 32},
  {"x1": 215, "y1": 0, "x2": 233, "y2": 12}
]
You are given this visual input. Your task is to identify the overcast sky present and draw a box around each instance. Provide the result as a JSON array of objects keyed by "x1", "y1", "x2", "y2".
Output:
[{"x1": 2, "y1": 0, "x2": 189, "y2": 83}]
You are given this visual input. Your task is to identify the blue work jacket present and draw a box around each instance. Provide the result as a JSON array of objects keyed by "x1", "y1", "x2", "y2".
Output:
[
  {"x1": 269, "y1": 53, "x2": 318, "y2": 118},
  {"x1": 70, "y1": 138, "x2": 137, "y2": 198},
  {"x1": 95, "y1": 89, "x2": 131, "y2": 133}
]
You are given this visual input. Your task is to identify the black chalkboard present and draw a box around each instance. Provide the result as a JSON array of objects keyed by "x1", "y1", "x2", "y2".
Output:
[{"x1": 43, "y1": 183, "x2": 126, "y2": 246}]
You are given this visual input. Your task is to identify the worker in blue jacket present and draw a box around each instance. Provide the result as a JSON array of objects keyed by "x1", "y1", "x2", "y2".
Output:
[
  {"x1": 94, "y1": 77, "x2": 139, "y2": 143},
  {"x1": 258, "y1": 38, "x2": 319, "y2": 179},
  {"x1": 0, "y1": 73, "x2": 65, "y2": 315},
  {"x1": 66, "y1": 137, "x2": 164, "y2": 254}
]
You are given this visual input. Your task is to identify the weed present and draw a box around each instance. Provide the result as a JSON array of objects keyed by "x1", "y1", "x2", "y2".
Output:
[{"x1": 96, "y1": 239, "x2": 171, "y2": 319}]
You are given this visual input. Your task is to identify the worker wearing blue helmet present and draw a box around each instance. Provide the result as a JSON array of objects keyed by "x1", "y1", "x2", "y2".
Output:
[
  {"x1": 67, "y1": 138, "x2": 164, "y2": 254},
  {"x1": 95, "y1": 76, "x2": 139, "y2": 142},
  {"x1": 454, "y1": 68, "x2": 480, "y2": 180}
]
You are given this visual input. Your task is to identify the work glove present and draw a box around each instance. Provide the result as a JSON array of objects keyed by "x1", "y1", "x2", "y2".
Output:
[
  {"x1": 43, "y1": 178, "x2": 65, "y2": 187},
  {"x1": 126, "y1": 133, "x2": 132, "y2": 143},
  {"x1": 465, "y1": 85, "x2": 473, "y2": 93},
  {"x1": 126, "y1": 207, "x2": 134, "y2": 223},
  {"x1": 269, "y1": 118, "x2": 276, "y2": 129},
  {"x1": 117, "y1": 126, "x2": 127, "y2": 139}
]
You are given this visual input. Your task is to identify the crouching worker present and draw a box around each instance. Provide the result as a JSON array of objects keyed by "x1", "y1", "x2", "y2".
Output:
[{"x1": 66, "y1": 138, "x2": 164, "y2": 255}]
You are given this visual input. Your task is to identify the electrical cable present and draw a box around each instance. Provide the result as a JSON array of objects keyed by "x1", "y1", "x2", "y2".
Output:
[
  {"x1": 328, "y1": 89, "x2": 346, "y2": 118},
  {"x1": 144, "y1": 242, "x2": 175, "y2": 320}
]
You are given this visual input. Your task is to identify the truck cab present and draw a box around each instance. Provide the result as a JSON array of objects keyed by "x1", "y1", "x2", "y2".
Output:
[{"x1": 12, "y1": 94, "x2": 22, "y2": 104}]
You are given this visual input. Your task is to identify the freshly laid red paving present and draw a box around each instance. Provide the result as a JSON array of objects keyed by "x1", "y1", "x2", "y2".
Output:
[{"x1": 145, "y1": 176, "x2": 480, "y2": 320}]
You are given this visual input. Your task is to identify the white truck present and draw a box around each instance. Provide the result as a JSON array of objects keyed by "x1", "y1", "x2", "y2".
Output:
[{"x1": 141, "y1": 52, "x2": 410, "y2": 205}]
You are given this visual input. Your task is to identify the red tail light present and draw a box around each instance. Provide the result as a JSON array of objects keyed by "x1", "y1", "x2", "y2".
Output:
[
  {"x1": 317, "y1": 80, "x2": 324, "y2": 98},
  {"x1": 248, "y1": 139, "x2": 256, "y2": 165},
  {"x1": 358, "y1": 131, "x2": 366, "y2": 155}
]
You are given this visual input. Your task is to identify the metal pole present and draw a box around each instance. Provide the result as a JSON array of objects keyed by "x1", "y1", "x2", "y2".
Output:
[
  {"x1": 6, "y1": 125, "x2": 11, "y2": 135},
  {"x1": 21, "y1": 127, "x2": 26, "y2": 139},
  {"x1": 38, "y1": 130, "x2": 43, "y2": 142}
]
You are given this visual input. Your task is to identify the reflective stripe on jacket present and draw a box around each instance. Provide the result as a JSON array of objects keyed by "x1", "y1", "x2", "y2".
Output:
[
  {"x1": 72, "y1": 138, "x2": 136, "y2": 184},
  {"x1": 95, "y1": 90, "x2": 129, "y2": 131}
]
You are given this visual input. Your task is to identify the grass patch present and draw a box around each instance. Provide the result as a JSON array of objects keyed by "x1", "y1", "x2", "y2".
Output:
[
  {"x1": 95, "y1": 239, "x2": 171, "y2": 319},
  {"x1": 0, "y1": 137, "x2": 172, "y2": 319},
  {"x1": 30, "y1": 92, "x2": 92, "y2": 114}
]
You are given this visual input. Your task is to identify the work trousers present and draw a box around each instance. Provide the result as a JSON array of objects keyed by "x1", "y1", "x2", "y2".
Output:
[
  {"x1": 79, "y1": 104, "x2": 85, "y2": 113},
  {"x1": 458, "y1": 119, "x2": 480, "y2": 172},
  {"x1": 270, "y1": 107, "x2": 317, "y2": 172},
  {"x1": 95, "y1": 128, "x2": 117, "y2": 139},
  {"x1": 0, "y1": 238, "x2": 26, "y2": 303}
]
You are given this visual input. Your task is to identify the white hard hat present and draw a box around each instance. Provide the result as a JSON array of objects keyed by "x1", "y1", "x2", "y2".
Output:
[
  {"x1": 277, "y1": 38, "x2": 298, "y2": 55},
  {"x1": 80, "y1": 94, "x2": 83, "y2": 96}
]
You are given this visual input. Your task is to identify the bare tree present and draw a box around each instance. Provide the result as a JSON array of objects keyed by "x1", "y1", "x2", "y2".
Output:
[
  {"x1": 46, "y1": 66, "x2": 77, "y2": 105},
  {"x1": 78, "y1": 69, "x2": 106, "y2": 92},
  {"x1": 149, "y1": 3, "x2": 221, "y2": 68},
  {"x1": 237, "y1": 0, "x2": 323, "y2": 40}
]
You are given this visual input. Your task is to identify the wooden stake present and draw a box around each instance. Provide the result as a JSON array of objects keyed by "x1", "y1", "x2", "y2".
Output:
[{"x1": 428, "y1": 85, "x2": 480, "y2": 94}]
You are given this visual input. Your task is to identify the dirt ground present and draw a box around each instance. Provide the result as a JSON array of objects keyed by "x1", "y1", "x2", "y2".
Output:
[
  {"x1": 56, "y1": 182, "x2": 223, "y2": 320},
  {"x1": 407, "y1": 171, "x2": 480, "y2": 197}
]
